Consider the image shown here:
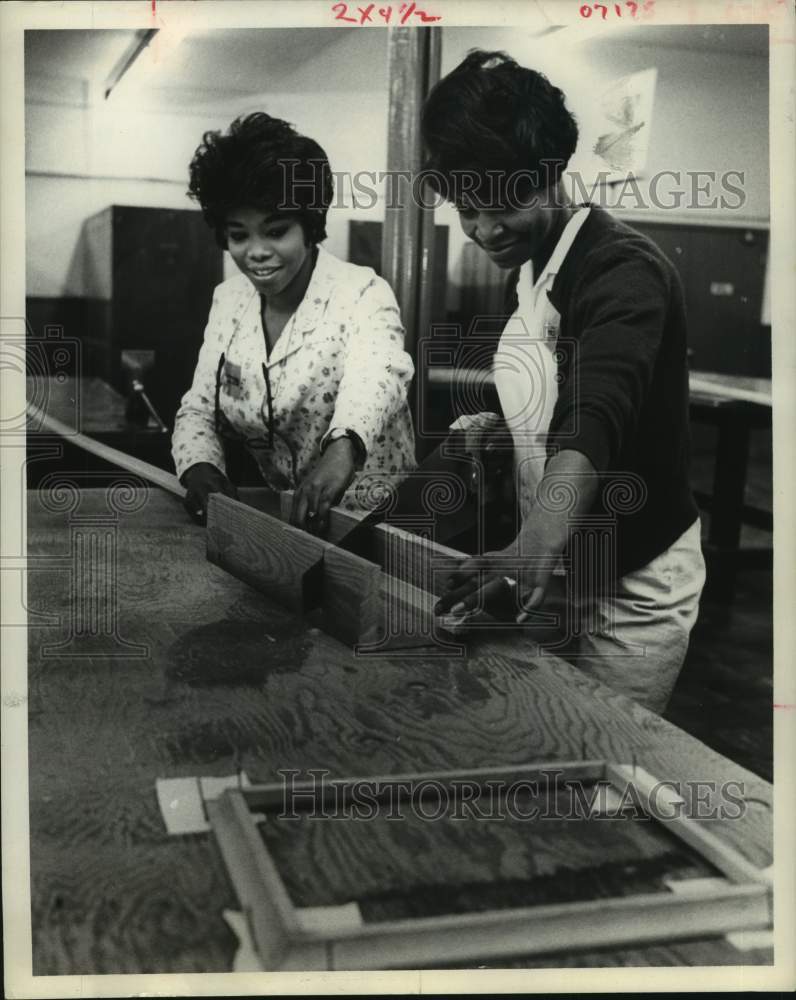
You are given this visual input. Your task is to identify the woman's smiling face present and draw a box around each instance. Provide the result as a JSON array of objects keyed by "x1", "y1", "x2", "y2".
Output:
[
  {"x1": 454, "y1": 195, "x2": 561, "y2": 270},
  {"x1": 224, "y1": 207, "x2": 312, "y2": 295}
]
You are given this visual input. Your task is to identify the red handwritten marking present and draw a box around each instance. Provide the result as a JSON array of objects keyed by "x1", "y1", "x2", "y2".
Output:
[
  {"x1": 773, "y1": 703, "x2": 795, "y2": 709},
  {"x1": 331, "y1": 0, "x2": 440, "y2": 23},
  {"x1": 579, "y1": 0, "x2": 644, "y2": 17},
  {"x1": 332, "y1": 1, "x2": 357, "y2": 21},
  {"x1": 412, "y1": 6, "x2": 441, "y2": 21}
]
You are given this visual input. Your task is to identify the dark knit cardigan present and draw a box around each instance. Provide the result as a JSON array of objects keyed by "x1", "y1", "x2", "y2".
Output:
[{"x1": 503, "y1": 205, "x2": 699, "y2": 578}]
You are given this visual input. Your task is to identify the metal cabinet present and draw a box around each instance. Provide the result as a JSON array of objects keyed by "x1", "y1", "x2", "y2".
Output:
[{"x1": 82, "y1": 205, "x2": 223, "y2": 428}]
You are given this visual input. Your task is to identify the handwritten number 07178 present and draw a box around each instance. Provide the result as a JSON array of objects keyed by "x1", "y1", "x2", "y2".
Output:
[{"x1": 580, "y1": 1, "x2": 653, "y2": 17}]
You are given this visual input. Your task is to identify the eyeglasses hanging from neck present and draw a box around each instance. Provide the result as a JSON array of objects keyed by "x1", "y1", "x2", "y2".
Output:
[{"x1": 213, "y1": 351, "x2": 278, "y2": 452}]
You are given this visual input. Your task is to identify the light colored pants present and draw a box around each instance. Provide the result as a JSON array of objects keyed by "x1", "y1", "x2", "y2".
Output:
[{"x1": 540, "y1": 518, "x2": 706, "y2": 714}]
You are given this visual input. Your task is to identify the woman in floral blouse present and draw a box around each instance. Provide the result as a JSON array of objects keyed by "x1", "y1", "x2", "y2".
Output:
[{"x1": 172, "y1": 113, "x2": 416, "y2": 531}]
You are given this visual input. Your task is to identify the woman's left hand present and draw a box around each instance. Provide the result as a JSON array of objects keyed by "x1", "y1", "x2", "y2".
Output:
[
  {"x1": 290, "y1": 438, "x2": 356, "y2": 532},
  {"x1": 434, "y1": 514, "x2": 568, "y2": 622},
  {"x1": 434, "y1": 546, "x2": 551, "y2": 623}
]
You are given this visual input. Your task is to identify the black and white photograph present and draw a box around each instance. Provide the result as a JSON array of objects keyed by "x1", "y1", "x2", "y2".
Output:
[{"x1": 1, "y1": 0, "x2": 794, "y2": 994}]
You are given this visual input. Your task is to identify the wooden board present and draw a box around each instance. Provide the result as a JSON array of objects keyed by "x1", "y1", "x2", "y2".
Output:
[
  {"x1": 207, "y1": 494, "x2": 326, "y2": 613},
  {"x1": 322, "y1": 545, "x2": 382, "y2": 647},
  {"x1": 278, "y1": 490, "x2": 466, "y2": 596},
  {"x1": 26, "y1": 400, "x2": 185, "y2": 497},
  {"x1": 209, "y1": 493, "x2": 385, "y2": 646},
  {"x1": 277, "y1": 490, "x2": 469, "y2": 648}
]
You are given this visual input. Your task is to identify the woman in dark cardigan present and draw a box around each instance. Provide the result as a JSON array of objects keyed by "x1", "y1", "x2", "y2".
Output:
[{"x1": 419, "y1": 50, "x2": 705, "y2": 713}]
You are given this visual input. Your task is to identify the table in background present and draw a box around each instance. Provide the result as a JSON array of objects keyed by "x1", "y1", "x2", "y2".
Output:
[{"x1": 688, "y1": 373, "x2": 772, "y2": 603}]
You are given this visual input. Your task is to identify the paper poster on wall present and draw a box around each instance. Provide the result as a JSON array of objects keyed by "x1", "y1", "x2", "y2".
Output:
[{"x1": 578, "y1": 66, "x2": 658, "y2": 184}]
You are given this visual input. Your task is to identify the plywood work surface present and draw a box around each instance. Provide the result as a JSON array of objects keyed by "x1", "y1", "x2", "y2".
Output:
[{"x1": 26, "y1": 488, "x2": 773, "y2": 973}]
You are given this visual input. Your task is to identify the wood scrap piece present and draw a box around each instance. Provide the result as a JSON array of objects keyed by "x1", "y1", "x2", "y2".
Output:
[{"x1": 206, "y1": 494, "x2": 326, "y2": 613}]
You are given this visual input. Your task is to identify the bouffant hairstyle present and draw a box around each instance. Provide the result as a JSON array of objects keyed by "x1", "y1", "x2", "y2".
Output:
[
  {"x1": 188, "y1": 112, "x2": 333, "y2": 246},
  {"x1": 421, "y1": 50, "x2": 579, "y2": 205}
]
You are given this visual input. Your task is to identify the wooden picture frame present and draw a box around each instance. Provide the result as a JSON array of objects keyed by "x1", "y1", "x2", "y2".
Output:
[{"x1": 206, "y1": 759, "x2": 772, "y2": 970}]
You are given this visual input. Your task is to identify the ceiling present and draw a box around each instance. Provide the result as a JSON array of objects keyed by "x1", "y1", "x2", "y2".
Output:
[
  {"x1": 25, "y1": 23, "x2": 767, "y2": 109},
  {"x1": 583, "y1": 23, "x2": 770, "y2": 57},
  {"x1": 24, "y1": 27, "x2": 381, "y2": 108}
]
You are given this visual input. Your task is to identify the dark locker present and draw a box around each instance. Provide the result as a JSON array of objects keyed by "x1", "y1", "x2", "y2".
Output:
[
  {"x1": 629, "y1": 220, "x2": 770, "y2": 378},
  {"x1": 83, "y1": 206, "x2": 224, "y2": 428}
]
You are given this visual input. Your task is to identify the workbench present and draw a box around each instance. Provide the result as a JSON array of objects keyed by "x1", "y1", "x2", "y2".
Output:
[
  {"x1": 26, "y1": 485, "x2": 773, "y2": 973},
  {"x1": 688, "y1": 374, "x2": 773, "y2": 604}
]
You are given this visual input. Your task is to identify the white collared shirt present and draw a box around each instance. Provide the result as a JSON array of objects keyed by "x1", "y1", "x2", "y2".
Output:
[
  {"x1": 493, "y1": 207, "x2": 591, "y2": 517},
  {"x1": 172, "y1": 246, "x2": 416, "y2": 498}
]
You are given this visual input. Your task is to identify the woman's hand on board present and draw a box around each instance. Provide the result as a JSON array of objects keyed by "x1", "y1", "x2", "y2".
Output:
[
  {"x1": 181, "y1": 463, "x2": 238, "y2": 525},
  {"x1": 290, "y1": 438, "x2": 357, "y2": 533},
  {"x1": 433, "y1": 542, "x2": 554, "y2": 624}
]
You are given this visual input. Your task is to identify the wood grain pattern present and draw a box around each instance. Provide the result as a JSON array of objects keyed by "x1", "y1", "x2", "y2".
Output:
[
  {"x1": 26, "y1": 488, "x2": 773, "y2": 974},
  {"x1": 214, "y1": 492, "x2": 386, "y2": 646},
  {"x1": 277, "y1": 489, "x2": 466, "y2": 595},
  {"x1": 206, "y1": 494, "x2": 326, "y2": 613},
  {"x1": 322, "y1": 545, "x2": 382, "y2": 647},
  {"x1": 377, "y1": 522, "x2": 465, "y2": 597}
]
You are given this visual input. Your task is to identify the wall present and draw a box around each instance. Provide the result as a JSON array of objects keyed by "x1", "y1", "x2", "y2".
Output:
[
  {"x1": 26, "y1": 25, "x2": 769, "y2": 307},
  {"x1": 436, "y1": 26, "x2": 770, "y2": 312},
  {"x1": 25, "y1": 28, "x2": 390, "y2": 297}
]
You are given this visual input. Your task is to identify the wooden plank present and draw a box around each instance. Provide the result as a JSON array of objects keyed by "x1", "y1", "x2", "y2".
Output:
[
  {"x1": 322, "y1": 546, "x2": 382, "y2": 647},
  {"x1": 378, "y1": 522, "x2": 465, "y2": 596},
  {"x1": 326, "y1": 883, "x2": 770, "y2": 970},
  {"x1": 605, "y1": 764, "x2": 772, "y2": 887},
  {"x1": 206, "y1": 494, "x2": 326, "y2": 613},
  {"x1": 27, "y1": 402, "x2": 185, "y2": 497},
  {"x1": 278, "y1": 490, "x2": 467, "y2": 596},
  {"x1": 211, "y1": 493, "x2": 385, "y2": 646},
  {"x1": 243, "y1": 760, "x2": 609, "y2": 812},
  {"x1": 279, "y1": 490, "x2": 369, "y2": 541},
  {"x1": 205, "y1": 791, "x2": 328, "y2": 971}
]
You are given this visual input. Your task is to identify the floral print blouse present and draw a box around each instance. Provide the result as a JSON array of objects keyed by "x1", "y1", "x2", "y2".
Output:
[{"x1": 172, "y1": 246, "x2": 417, "y2": 505}]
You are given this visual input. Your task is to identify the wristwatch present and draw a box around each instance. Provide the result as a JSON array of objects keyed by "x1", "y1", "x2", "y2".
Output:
[{"x1": 322, "y1": 427, "x2": 366, "y2": 467}]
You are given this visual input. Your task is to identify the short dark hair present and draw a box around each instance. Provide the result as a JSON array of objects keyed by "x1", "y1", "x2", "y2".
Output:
[
  {"x1": 188, "y1": 112, "x2": 333, "y2": 247},
  {"x1": 421, "y1": 50, "x2": 579, "y2": 204}
]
